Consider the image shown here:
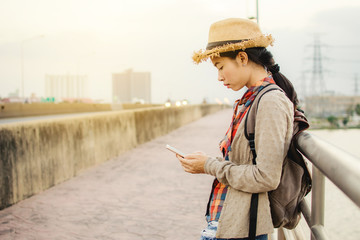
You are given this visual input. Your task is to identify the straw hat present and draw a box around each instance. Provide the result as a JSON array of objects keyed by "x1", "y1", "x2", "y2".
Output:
[{"x1": 192, "y1": 18, "x2": 274, "y2": 64}]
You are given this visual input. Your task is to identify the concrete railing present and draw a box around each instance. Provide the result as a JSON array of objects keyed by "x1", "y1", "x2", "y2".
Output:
[
  {"x1": 0, "y1": 103, "x2": 163, "y2": 119},
  {"x1": 0, "y1": 104, "x2": 225, "y2": 210}
]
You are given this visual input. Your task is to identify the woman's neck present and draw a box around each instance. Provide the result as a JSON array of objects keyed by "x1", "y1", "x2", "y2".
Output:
[{"x1": 246, "y1": 66, "x2": 269, "y2": 88}]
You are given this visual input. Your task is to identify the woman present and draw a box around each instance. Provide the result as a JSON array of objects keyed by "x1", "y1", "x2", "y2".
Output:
[{"x1": 176, "y1": 18, "x2": 297, "y2": 240}]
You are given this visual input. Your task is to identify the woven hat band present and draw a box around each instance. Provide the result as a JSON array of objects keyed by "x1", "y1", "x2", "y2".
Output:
[
  {"x1": 206, "y1": 39, "x2": 248, "y2": 50},
  {"x1": 192, "y1": 18, "x2": 274, "y2": 64}
]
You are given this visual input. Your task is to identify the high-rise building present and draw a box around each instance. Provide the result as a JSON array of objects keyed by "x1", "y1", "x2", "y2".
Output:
[
  {"x1": 45, "y1": 74, "x2": 88, "y2": 100},
  {"x1": 112, "y1": 69, "x2": 151, "y2": 103}
]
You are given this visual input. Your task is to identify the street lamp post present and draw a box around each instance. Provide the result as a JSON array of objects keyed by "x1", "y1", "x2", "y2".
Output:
[
  {"x1": 21, "y1": 35, "x2": 44, "y2": 99},
  {"x1": 256, "y1": 0, "x2": 259, "y2": 24},
  {"x1": 248, "y1": 0, "x2": 259, "y2": 25}
]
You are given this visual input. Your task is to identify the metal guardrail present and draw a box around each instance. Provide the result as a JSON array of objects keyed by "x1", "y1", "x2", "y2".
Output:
[{"x1": 295, "y1": 131, "x2": 360, "y2": 240}]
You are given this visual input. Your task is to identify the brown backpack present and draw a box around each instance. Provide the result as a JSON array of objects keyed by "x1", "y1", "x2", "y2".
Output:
[{"x1": 245, "y1": 84, "x2": 312, "y2": 240}]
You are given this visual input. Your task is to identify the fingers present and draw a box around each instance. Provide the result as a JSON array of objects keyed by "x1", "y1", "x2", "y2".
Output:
[
  {"x1": 185, "y1": 153, "x2": 208, "y2": 163},
  {"x1": 177, "y1": 155, "x2": 196, "y2": 172},
  {"x1": 178, "y1": 155, "x2": 206, "y2": 174},
  {"x1": 174, "y1": 151, "x2": 207, "y2": 174},
  {"x1": 178, "y1": 157, "x2": 195, "y2": 173},
  {"x1": 176, "y1": 154, "x2": 185, "y2": 161}
]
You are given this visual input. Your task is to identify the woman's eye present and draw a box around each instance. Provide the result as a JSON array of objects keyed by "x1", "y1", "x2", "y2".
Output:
[{"x1": 219, "y1": 66, "x2": 223, "y2": 70}]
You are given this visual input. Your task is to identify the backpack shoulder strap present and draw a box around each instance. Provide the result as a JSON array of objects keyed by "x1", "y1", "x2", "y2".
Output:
[
  {"x1": 244, "y1": 84, "x2": 283, "y2": 142},
  {"x1": 245, "y1": 83, "x2": 282, "y2": 240}
]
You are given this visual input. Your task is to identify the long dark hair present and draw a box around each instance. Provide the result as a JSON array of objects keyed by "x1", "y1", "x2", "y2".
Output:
[{"x1": 220, "y1": 47, "x2": 299, "y2": 107}]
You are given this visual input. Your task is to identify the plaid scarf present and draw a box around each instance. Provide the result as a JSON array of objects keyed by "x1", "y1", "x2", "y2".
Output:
[
  {"x1": 208, "y1": 76, "x2": 275, "y2": 222},
  {"x1": 219, "y1": 76, "x2": 276, "y2": 160}
]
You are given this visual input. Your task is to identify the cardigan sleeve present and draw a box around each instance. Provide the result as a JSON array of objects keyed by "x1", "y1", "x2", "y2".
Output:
[{"x1": 204, "y1": 91, "x2": 294, "y2": 193}]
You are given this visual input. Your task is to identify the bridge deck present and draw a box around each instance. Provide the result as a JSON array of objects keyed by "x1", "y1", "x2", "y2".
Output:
[{"x1": 0, "y1": 109, "x2": 232, "y2": 240}]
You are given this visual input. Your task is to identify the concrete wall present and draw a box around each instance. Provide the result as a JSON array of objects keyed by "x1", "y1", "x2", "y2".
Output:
[
  {"x1": 0, "y1": 103, "x2": 112, "y2": 119},
  {"x1": 0, "y1": 103, "x2": 163, "y2": 119},
  {"x1": 111, "y1": 103, "x2": 162, "y2": 111},
  {"x1": 0, "y1": 104, "x2": 224, "y2": 209}
]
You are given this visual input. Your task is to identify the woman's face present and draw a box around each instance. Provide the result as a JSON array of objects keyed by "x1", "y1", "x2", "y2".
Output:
[{"x1": 211, "y1": 55, "x2": 250, "y2": 91}]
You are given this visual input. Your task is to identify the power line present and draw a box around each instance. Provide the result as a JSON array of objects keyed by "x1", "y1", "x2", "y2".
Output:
[
  {"x1": 327, "y1": 45, "x2": 360, "y2": 48},
  {"x1": 309, "y1": 35, "x2": 326, "y2": 95},
  {"x1": 328, "y1": 59, "x2": 360, "y2": 63}
]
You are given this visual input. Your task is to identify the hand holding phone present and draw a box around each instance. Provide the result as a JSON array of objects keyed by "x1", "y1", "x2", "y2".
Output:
[{"x1": 166, "y1": 144, "x2": 186, "y2": 158}]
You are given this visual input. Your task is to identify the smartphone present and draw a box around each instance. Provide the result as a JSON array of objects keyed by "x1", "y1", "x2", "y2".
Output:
[{"x1": 166, "y1": 144, "x2": 186, "y2": 158}]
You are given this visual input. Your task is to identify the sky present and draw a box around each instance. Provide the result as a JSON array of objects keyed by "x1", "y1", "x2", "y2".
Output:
[{"x1": 0, "y1": 0, "x2": 359, "y2": 104}]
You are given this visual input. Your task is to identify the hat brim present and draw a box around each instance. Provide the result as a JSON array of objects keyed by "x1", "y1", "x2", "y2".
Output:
[{"x1": 192, "y1": 34, "x2": 274, "y2": 64}]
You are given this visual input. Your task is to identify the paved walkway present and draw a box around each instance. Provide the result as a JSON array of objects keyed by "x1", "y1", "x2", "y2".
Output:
[{"x1": 0, "y1": 109, "x2": 233, "y2": 240}]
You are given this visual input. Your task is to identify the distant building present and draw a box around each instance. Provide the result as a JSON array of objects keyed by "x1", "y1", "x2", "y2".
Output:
[
  {"x1": 112, "y1": 69, "x2": 151, "y2": 103},
  {"x1": 8, "y1": 89, "x2": 20, "y2": 98},
  {"x1": 305, "y1": 95, "x2": 360, "y2": 117},
  {"x1": 45, "y1": 74, "x2": 88, "y2": 101}
]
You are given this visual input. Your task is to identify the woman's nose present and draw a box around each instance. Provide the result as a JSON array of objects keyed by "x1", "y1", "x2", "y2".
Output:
[{"x1": 218, "y1": 72, "x2": 224, "y2": 82}]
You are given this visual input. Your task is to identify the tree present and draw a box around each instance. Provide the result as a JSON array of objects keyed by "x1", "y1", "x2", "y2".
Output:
[
  {"x1": 355, "y1": 104, "x2": 360, "y2": 116},
  {"x1": 327, "y1": 115, "x2": 339, "y2": 128}
]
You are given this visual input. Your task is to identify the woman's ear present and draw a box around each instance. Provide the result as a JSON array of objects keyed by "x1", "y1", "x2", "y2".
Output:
[{"x1": 236, "y1": 52, "x2": 248, "y2": 66}]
